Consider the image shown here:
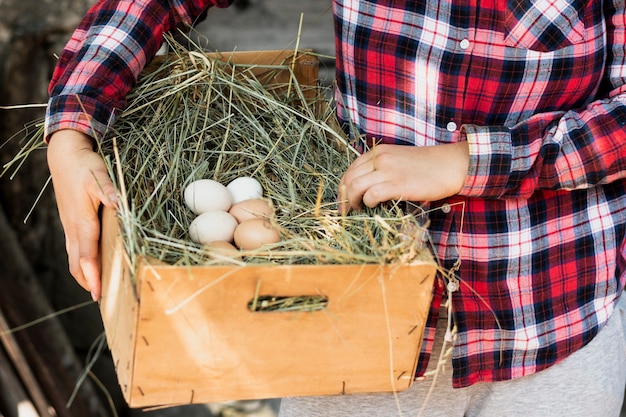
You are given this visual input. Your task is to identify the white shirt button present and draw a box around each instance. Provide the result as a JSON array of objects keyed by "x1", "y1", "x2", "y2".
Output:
[
  {"x1": 446, "y1": 121, "x2": 457, "y2": 131},
  {"x1": 460, "y1": 38, "x2": 470, "y2": 49},
  {"x1": 447, "y1": 280, "x2": 459, "y2": 292}
]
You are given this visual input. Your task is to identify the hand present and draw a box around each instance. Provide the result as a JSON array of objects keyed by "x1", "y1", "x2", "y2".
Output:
[
  {"x1": 47, "y1": 130, "x2": 117, "y2": 301},
  {"x1": 338, "y1": 142, "x2": 469, "y2": 213}
]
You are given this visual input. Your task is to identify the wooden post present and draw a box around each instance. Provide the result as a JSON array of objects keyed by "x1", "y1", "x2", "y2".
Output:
[{"x1": 0, "y1": 343, "x2": 40, "y2": 417}]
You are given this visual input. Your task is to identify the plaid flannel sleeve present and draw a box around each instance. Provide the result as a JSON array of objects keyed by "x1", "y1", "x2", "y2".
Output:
[{"x1": 45, "y1": 0, "x2": 233, "y2": 142}]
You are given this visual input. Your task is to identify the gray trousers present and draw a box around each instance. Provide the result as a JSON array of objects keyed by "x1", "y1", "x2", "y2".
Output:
[{"x1": 279, "y1": 292, "x2": 626, "y2": 417}]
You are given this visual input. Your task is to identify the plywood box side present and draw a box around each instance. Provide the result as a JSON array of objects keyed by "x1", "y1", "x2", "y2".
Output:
[
  {"x1": 99, "y1": 207, "x2": 140, "y2": 402},
  {"x1": 125, "y1": 261, "x2": 435, "y2": 407}
]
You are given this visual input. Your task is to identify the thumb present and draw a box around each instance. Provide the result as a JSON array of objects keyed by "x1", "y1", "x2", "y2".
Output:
[{"x1": 90, "y1": 170, "x2": 118, "y2": 210}]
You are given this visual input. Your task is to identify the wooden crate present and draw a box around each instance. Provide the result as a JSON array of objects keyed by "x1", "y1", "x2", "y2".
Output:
[
  {"x1": 100, "y1": 207, "x2": 436, "y2": 408},
  {"x1": 97, "y1": 50, "x2": 437, "y2": 408}
]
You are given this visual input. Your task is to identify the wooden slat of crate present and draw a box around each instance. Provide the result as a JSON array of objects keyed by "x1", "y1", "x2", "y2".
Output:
[
  {"x1": 144, "y1": 49, "x2": 320, "y2": 99},
  {"x1": 100, "y1": 206, "x2": 436, "y2": 408},
  {"x1": 99, "y1": 208, "x2": 138, "y2": 400}
]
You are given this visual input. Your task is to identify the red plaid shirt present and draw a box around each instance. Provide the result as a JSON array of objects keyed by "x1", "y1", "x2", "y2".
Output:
[{"x1": 47, "y1": 0, "x2": 626, "y2": 388}]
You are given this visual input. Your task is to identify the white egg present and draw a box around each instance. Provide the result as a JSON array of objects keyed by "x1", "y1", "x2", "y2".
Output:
[
  {"x1": 184, "y1": 179, "x2": 232, "y2": 214},
  {"x1": 189, "y1": 210, "x2": 238, "y2": 244},
  {"x1": 226, "y1": 177, "x2": 263, "y2": 204}
]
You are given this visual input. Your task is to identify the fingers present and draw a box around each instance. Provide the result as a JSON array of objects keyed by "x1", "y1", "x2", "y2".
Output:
[
  {"x1": 66, "y1": 215, "x2": 102, "y2": 301},
  {"x1": 338, "y1": 142, "x2": 470, "y2": 213},
  {"x1": 80, "y1": 255, "x2": 102, "y2": 302},
  {"x1": 338, "y1": 148, "x2": 387, "y2": 213},
  {"x1": 62, "y1": 174, "x2": 111, "y2": 301},
  {"x1": 338, "y1": 169, "x2": 385, "y2": 213},
  {"x1": 48, "y1": 130, "x2": 117, "y2": 301}
]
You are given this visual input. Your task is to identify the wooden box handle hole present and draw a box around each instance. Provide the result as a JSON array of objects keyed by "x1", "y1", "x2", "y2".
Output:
[{"x1": 247, "y1": 295, "x2": 328, "y2": 313}]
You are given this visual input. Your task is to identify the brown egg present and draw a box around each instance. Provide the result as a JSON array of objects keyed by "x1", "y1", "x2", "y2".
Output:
[
  {"x1": 204, "y1": 241, "x2": 240, "y2": 258},
  {"x1": 206, "y1": 240, "x2": 237, "y2": 251},
  {"x1": 229, "y1": 198, "x2": 274, "y2": 223},
  {"x1": 234, "y1": 218, "x2": 281, "y2": 250}
]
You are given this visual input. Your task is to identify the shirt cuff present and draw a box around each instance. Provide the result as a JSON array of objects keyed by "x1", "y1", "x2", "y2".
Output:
[
  {"x1": 44, "y1": 94, "x2": 115, "y2": 143},
  {"x1": 458, "y1": 124, "x2": 513, "y2": 199}
]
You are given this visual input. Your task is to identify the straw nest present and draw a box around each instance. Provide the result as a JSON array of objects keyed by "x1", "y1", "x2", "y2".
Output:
[{"x1": 98, "y1": 37, "x2": 434, "y2": 268}]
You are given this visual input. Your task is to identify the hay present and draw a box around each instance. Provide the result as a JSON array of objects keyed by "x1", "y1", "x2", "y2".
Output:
[{"x1": 97, "y1": 36, "x2": 431, "y2": 268}]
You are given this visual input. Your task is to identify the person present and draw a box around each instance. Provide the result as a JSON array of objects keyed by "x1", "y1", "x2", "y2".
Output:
[{"x1": 45, "y1": 0, "x2": 626, "y2": 416}]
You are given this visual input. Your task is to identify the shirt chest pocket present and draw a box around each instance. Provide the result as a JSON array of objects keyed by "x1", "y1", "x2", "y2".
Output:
[{"x1": 503, "y1": 0, "x2": 587, "y2": 52}]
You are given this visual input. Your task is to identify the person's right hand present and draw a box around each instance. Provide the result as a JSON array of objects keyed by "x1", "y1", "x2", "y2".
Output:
[{"x1": 47, "y1": 130, "x2": 118, "y2": 301}]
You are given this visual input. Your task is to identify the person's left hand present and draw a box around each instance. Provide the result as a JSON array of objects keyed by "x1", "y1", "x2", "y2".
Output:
[{"x1": 338, "y1": 142, "x2": 469, "y2": 213}]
